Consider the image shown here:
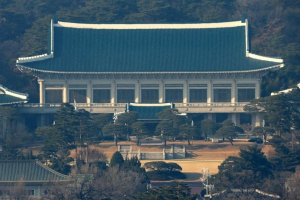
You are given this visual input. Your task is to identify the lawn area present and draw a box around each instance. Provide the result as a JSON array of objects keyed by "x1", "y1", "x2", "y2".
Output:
[{"x1": 81, "y1": 139, "x2": 274, "y2": 176}]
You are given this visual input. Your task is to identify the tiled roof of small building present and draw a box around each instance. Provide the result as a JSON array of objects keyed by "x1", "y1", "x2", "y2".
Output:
[
  {"x1": 17, "y1": 19, "x2": 283, "y2": 73},
  {"x1": 127, "y1": 103, "x2": 172, "y2": 120},
  {"x1": 0, "y1": 160, "x2": 69, "y2": 182},
  {"x1": 0, "y1": 85, "x2": 28, "y2": 105}
]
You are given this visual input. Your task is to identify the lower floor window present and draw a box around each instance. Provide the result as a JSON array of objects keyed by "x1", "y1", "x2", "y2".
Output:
[
  {"x1": 117, "y1": 89, "x2": 135, "y2": 103},
  {"x1": 240, "y1": 113, "x2": 252, "y2": 124},
  {"x1": 69, "y1": 89, "x2": 87, "y2": 103}
]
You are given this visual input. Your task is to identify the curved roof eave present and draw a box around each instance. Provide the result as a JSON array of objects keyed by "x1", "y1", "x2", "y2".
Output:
[{"x1": 16, "y1": 64, "x2": 283, "y2": 75}]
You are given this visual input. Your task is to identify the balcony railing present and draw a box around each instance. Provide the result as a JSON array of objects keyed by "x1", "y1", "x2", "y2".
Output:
[{"x1": 17, "y1": 102, "x2": 248, "y2": 108}]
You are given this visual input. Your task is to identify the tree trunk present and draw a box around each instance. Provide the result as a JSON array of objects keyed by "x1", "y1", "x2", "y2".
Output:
[
  {"x1": 137, "y1": 134, "x2": 140, "y2": 146},
  {"x1": 188, "y1": 139, "x2": 191, "y2": 145},
  {"x1": 86, "y1": 144, "x2": 89, "y2": 164},
  {"x1": 164, "y1": 138, "x2": 167, "y2": 146},
  {"x1": 228, "y1": 137, "x2": 233, "y2": 145},
  {"x1": 114, "y1": 135, "x2": 118, "y2": 146}
]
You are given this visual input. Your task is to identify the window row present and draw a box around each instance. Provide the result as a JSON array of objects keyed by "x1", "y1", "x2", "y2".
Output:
[{"x1": 45, "y1": 89, "x2": 255, "y2": 103}]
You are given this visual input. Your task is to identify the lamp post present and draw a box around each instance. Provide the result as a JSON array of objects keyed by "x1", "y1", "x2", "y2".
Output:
[
  {"x1": 161, "y1": 130, "x2": 165, "y2": 145},
  {"x1": 201, "y1": 167, "x2": 214, "y2": 197}
]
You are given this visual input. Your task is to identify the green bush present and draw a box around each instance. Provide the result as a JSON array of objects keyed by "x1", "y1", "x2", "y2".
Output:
[{"x1": 146, "y1": 170, "x2": 186, "y2": 180}]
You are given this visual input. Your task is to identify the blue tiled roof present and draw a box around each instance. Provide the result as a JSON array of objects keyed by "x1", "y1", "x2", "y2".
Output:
[
  {"x1": 0, "y1": 160, "x2": 69, "y2": 182},
  {"x1": 0, "y1": 85, "x2": 28, "y2": 105},
  {"x1": 17, "y1": 20, "x2": 283, "y2": 73},
  {"x1": 0, "y1": 94, "x2": 26, "y2": 105}
]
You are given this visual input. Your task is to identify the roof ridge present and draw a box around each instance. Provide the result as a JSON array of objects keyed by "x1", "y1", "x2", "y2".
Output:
[{"x1": 54, "y1": 20, "x2": 245, "y2": 30}]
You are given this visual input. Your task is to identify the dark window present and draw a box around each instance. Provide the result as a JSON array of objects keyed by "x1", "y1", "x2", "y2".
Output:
[
  {"x1": 69, "y1": 89, "x2": 87, "y2": 103},
  {"x1": 213, "y1": 89, "x2": 231, "y2": 102},
  {"x1": 45, "y1": 90, "x2": 63, "y2": 103},
  {"x1": 216, "y1": 113, "x2": 228, "y2": 123},
  {"x1": 240, "y1": 113, "x2": 252, "y2": 124},
  {"x1": 141, "y1": 89, "x2": 159, "y2": 103},
  {"x1": 165, "y1": 89, "x2": 183, "y2": 103},
  {"x1": 238, "y1": 89, "x2": 255, "y2": 102},
  {"x1": 189, "y1": 89, "x2": 207, "y2": 103},
  {"x1": 93, "y1": 89, "x2": 110, "y2": 103},
  {"x1": 117, "y1": 89, "x2": 135, "y2": 103}
]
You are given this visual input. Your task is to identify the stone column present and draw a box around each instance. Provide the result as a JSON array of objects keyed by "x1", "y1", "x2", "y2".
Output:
[
  {"x1": 159, "y1": 80, "x2": 164, "y2": 103},
  {"x1": 38, "y1": 79, "x2": 45, "y2": 104},
  {"x1": 231, "y1": 80, "x2": 236, "y2": 104},
  {"x1": 63, "y1": 80, "x2": 68, "y2": 103},
  {"x1": 111, "y1": 80, "x2": 116, "y2": 104},
  {"x1": 207, "y1": 113, "x2": 213, "y2": 120},
  {"x1": 87, "y1": 80, "x2": 92, "y2": 104},
  {"x1": 255, "y1": 113, "x2": 261, "y2": 127},
  {"x1": 183, "y1": 80, "x2": 188, "y2": 104},
  {"x1": 255, "y1": 80, "x2": 261, "y2": 98},
  {"x1": 40, "y1": 114, "x2": 46, "y2": 127},
  {"x1": 135, "y1": 80, "x2": 140, "y2": 103},
  {"x1": 207, "y1": 80, "x2": 212, "y2": 105},
  {"x1": 236, "y1": 113, "x2": 241, "y2": 126},
  {"x1": 231, "y1": 113, "x2": 237, "y2": 125}
]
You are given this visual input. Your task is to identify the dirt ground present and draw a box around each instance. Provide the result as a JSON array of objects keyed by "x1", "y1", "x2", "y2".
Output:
[{"x1": 75, "y1": 140, "x2": 275, "y2": 178}]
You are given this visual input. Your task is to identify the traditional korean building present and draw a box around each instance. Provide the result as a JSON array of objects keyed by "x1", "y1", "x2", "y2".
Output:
[
  {"x1": 0, "y1": 160, "x2": 70, "y2": 197},
  {"x1": 0, "y1": 85, "x2": 28, "y2": 105},
  {"x1": 16, "y1": 18, "x2": 284, "y2": 127}
]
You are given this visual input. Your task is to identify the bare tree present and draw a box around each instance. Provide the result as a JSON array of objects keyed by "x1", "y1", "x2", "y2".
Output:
[
  {"x1": 285, "y1": 166, "x2": 300, "y2": 200},
  {"x1": 93, "y1": 166, "x2": 147, "y2": 200},
  {"x1": 44, "y1": 163, "x2": 146, "y2": 200}
]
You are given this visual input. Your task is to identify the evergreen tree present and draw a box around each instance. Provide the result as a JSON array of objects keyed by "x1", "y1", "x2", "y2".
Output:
[
  {"x1": 109, "y1": 151, "x2": 124, "y2": 168},
  {"x1": 131, "y1": 121, "x2": 149, "y2": 145},
  {"x1": 200, "y1": 119, "x2": 218, "y2": 140},
  {"x1": 102, "y1": 123, "x2": 127, "y2": 146}
]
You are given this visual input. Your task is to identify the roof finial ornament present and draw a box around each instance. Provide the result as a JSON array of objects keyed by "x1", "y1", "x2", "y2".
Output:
[{"x1": 242, "y1": 13, "x2": 248, "y2": 23}]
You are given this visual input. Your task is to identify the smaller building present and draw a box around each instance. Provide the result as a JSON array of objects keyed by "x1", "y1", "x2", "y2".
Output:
[
  {"x1": 0, "y1": 85, "x2": 28, "y2": 105},
  {"x1": 0, "y1": 160, "x2": 70, "y2": 198}
]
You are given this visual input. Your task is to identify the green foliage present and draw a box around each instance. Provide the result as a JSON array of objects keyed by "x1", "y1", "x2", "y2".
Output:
[
  {"x1": 200, "y1": 119, "x2": 218, "y2": 139},
  {"x1": 91, "y1": 113, "x2": 113, "y2": 137},
  {"x1": 131, "y1": 122, "x2": 150, "y2": 145},
  {"x1": 269, "y1": 135, "x2": 300, "y2": 172},
  {"x1": 144, "y1": 161, "x2": 182, "y2": 172},
  {"x1": 155, "y1": 120, "x2": 174, "y2": 145},
  {"x1": 102, "y1": 123, "x2": 127, "y2": 145},
  {"x1": 179, "y1": 123, "x2": 198, "y2": 145},
  {"x1": 122, "y1": 156, "x2": 142, "y2": 172},
  {"x1": 215, "y1": 119, "x2": 243, "y2": 145},
  {"x1": 252, "y1": 126, "x2": 275, "y2": 142},
  {"x1": 109, "y1": 151, "x2": 124, "y2": 168},
  {"x1": 115, "y1": 111, "x2": 138, "y2": 126},
  {"x1": 50, "y1": 156, "x2": 72, "y2": 175},
  {"x1": 0, "y1": 106, "x2": 20, "y2": 138},
  {"x1": 215, "y1": 145, "x2": 273, "y2": 192},
  {"x1": 144, "y1": 161, "x2": 185, "y2": 180}
]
